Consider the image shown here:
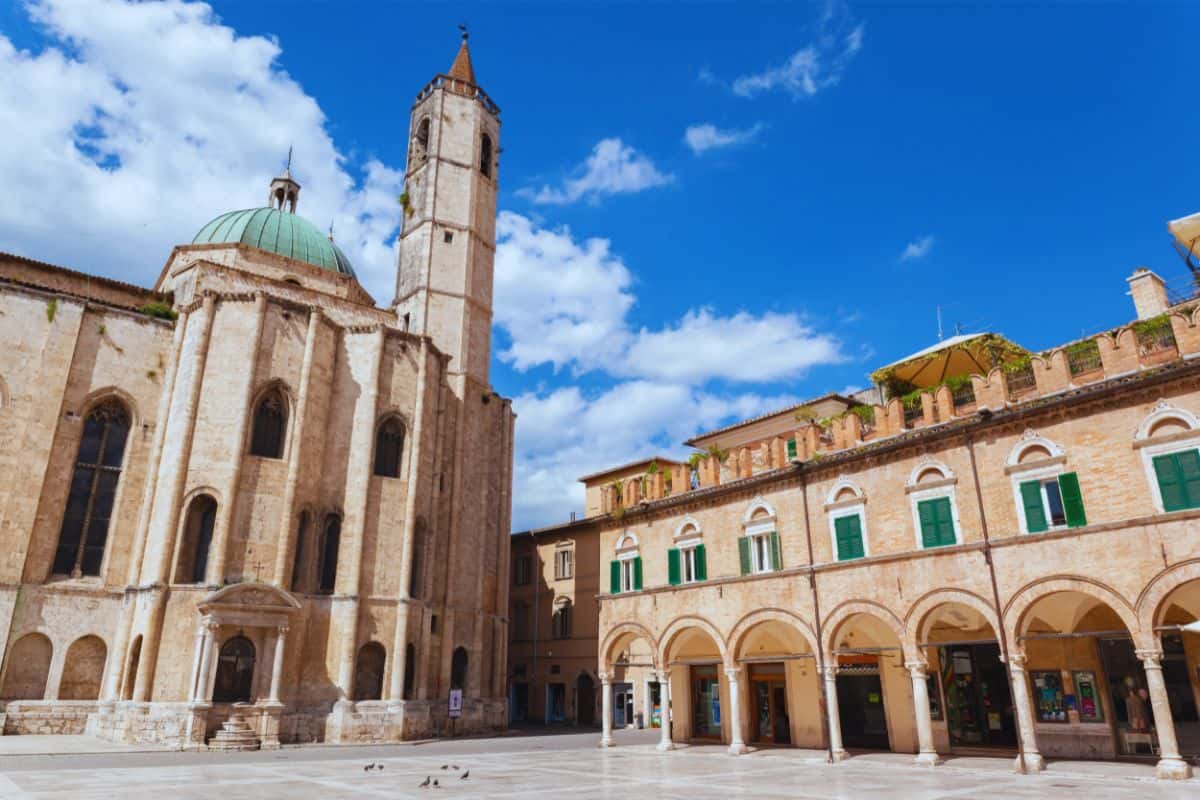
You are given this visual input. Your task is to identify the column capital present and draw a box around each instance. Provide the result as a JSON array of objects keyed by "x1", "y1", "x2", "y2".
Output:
[
  {"x1": 723, "y1": 666, "x2": 742, "y2": 682},
  {"x1": 905, "y1": 659, "x2": 928, "y2": 678},
  {"x1": 657, "y1": 668, "x2": 671, "y2": 681},
  {"x1": 1002, "y1": 651, "x2": 1027, "y2": 669},
  {"x1": 598, "y1": 671, "x2": 611, "y2": 684},
  {"x1": 820, "y1": 663, "x2": 838, "y2": 679},
  {"x1": 1136, "y1": 648, "x2": 1164, "y2": 668},
  {"x1": 276, "y1": 623, "x2": 290, "y2": 637},
  {"x1": 201, "y1": 618, "x2": 220, "y2": 633}
]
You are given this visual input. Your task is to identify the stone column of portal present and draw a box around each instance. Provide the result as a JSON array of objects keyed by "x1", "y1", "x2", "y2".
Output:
[
  {"x1": 822, "y1": 664, "x2": 848, "y2": 762},
  {"x1": 1004, "y1": 653, "x2": 1045, "y2": 773},
  {"x1": 725, "y1": 666, "x2": 748, "y2": 755},
  {"x1": 907, "y1": 659, "x2": 942, "y2": 766},
  {"x1": 273, "y1": 308, "x2": 321, "y2": 587},
  {"x1": 134, "y1": 294, "x2": 217, "y2": 702},
  {"x1": 207, "y1": 293, "x2": 266, "y2": 586},
  {"x1": 600, "y1": 673, "x2": 614, "y2": 747},
  {"x1": 186, "y1": 624, "x2": 206, "y2": 702},
  {"x1": 387, "y1": 339, "x2": 430, "y2": 706},
  {"x1": 1138, "y1": 648, "x2": 1193, "y2": 780},
  {"x1": 334, "y1": 327, "x2": 386, "y2": 705},
  {"x1": 657, "y1": 670, "x2": 674, "y2": 751},
  {"x1": 191, "y1": 620, "x2": 217, "y2": 704},
  {"x1": 268, "y1": 625, "x2": 289, "y2": 703}
]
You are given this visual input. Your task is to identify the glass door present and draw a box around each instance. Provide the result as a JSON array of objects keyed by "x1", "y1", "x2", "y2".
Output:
[
  {"x1": 749, "y1": 662, "x2": 790, "y2": 745},
  {"x1": 691, "y1": 665, "x2": 721, "y2": 739}
]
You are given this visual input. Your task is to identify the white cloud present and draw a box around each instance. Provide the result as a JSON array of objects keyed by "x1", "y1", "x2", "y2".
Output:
[
  {"x1": 518, "y1": 137, "x2": 673, "y2": 205},
  {"x1": 683, "y1": 122, "x2": 765, "y2": 155},
  {"x1": 0, "y1": 0, "x2": 404, "y2": 303},
  {"x1": 899, "y1": 235, "x2": 935, "y2": 262},
  {"x1": 730, "y1": 2, "x2": 864, "y2": 100}
]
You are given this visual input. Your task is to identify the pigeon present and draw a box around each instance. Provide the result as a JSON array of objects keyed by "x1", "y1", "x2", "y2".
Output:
[
  {"x1": 363, "y1": 764, "x2": 372, "y2": 772},
  {"x1": 460, "y1": 770, "x2": 469, "y2": 780},
  {"x1": 451, "y1": 765, "x2": 460, "y2": 770},
  {"x1": 441, "y1": 764, "x2": 450, "y2": 770},
  {"x1": 377, "y1": 764, "x2": 385, "y2": 771},
  {"x1": 419, "y1": 776, "x2": 431, "y2": 788},
  {"x1": 433, "y1": 778, "x2": 441, "y2": 788}
]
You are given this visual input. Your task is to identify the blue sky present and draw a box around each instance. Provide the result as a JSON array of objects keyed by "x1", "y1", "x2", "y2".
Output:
[{"x1": 1, "y1": 1, "x2": 1197, "y2": 529}]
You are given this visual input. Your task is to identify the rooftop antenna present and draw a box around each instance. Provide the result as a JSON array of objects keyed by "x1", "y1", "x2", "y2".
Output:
[
  {"x1": 936, "y1": 305, "x2": 943, "y2": 341},
  {"x1": 327, "y1": 220, "x2": 334, "y2": 241},
  {"x1": 458, "y1": 22, "x2": 468, "y2": 41},
  {"x1": 284, "y1": 145, "x2": 293, "y2": 174}
]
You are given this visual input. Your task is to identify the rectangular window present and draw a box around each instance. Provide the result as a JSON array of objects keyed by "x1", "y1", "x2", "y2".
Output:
[
  {"x1": 834, "y1": 514, "x2": 865, "y2": 561},
  {"x1": 554, "y1": 549, "x2": 573, "y2": 580},
  {"x1": 1153, "y1": 450, "x2": 1200, "y2": 512},
  {"x1": 1019, "y1": 472, "x2": 1086, "y2": 532},
  {"x1": 786, "y1": 438, "x2": 798, "y2": 460},
  {"x1": 1032, "y1": 670, "x2": 1067, "y2": 723},
  {"x1": 620, "y1": 558, "x2": 641, "y2": 593},
  {"x1": 750, "y1": 534, "x2": 772, "y2": 573},
  {"x1": 514, "y1": 556, "x2": 532, "y2": 586},
  {"x1": 682, "y1": 547, "x2": 697, "y2": 583},
  {"x1": 917, "y1": 497, "x2": 957, "y2": 548}
]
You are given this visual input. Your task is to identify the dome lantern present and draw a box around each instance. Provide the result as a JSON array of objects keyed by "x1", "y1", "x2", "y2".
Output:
[{"x1": 268, "y1": 147, "x2": 301, "y2": 213}]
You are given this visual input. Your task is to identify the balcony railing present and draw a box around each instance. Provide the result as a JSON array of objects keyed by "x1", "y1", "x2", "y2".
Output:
[
  {"x1": 1136, "y1": 325, "x2": 1178, "y2": 358},
  {"x1": 1067, "y1": 341, "x2": 1103, "y2": 377},
  {"x1": 1005, "y1": 366, "x2": 1036, "y2": 399},
  {"x1": 903, "y1": 402, "x2": 923, "y2": 427},
  {"x1": 950, "y1": 383, "x2": 976, "y2": 409}
]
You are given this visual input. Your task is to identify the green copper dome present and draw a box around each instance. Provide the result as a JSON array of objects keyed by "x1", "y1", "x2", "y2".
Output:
[{"x1": 192, "y1": 207, "x2": 356, "y2": 277}]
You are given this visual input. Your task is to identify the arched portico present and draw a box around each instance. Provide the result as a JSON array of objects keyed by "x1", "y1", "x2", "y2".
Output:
[
  {"x1": 656, "y1": 617, "x2": 733, "y2": 750},
  {"x1": 599, "y1": 622, "x2": 661, "y2": 748},
  {"x1": 729, "y1": 609, "x2": 821, "y2": 749}
]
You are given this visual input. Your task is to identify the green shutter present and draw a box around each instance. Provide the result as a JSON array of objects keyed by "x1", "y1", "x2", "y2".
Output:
[
  {"x1": 835, "y1": 515, "x2": 863, "y2": 561},
  {"x1": 610, "y1": 560, "x2": 620, "y2": 594},
  {"x1": 695, "y1": 544, "x2": 707, "y2": 581},
  {"x1": 667, "y1": 548, "x2": 681, "y2": 586},
  {"x1": 769, "y1": 531, "x2": 782, "y2": 571},
  {"x1": 738, "y1": 537, "x2": 751, "y2": 575},
  {"x1": 1154, "y1": 453, "x2": 1188, "y2": 512},
  {"x1": 786, "y1": 438, "x2": 797, "y2": 460},
  {"x1": 633, "y1": 556, "x2": 643, "y2": 590},
  {"x1": 1179, "y1": 450, "x2": 1200, "y2": 510},
  {"x1": 1019, "y1": 480, "x2": 1048, "y2": 533},
  {"x1": 1058, "y1": 472, "x2": 1087, "y2": 528},
  {"x1": 919, "y1": 498, "x2": 955, "y2": 548}
]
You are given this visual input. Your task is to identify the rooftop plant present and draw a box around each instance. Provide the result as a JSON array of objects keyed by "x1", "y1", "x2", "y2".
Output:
[{"x1": 138, "y1": 301, "x2": 178, "y2": 321}]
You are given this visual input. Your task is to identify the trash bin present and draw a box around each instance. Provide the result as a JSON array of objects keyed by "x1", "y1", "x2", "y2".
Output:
[{"x1": 635, "y1": 712, "x2": 644, "y2": 730}]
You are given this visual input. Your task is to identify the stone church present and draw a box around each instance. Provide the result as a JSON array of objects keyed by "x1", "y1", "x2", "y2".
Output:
[{"x1": 0, "y1": 36, "x2": 514, "y2": 748}]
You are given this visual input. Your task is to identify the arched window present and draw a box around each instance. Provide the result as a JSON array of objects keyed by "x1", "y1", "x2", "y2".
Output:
[
  {"x1": 175, "y1": 495, "x2": 217, "y2": 584},
  {"x1": 53, "y1": 399, "x2": 131, "y2": 577},
  {"x1": 669, "y1": 518, "x2": 706, "y2": 585},
  {"x1": 450, "y1": 646, "x2": 468, "y2": 691},
  {"x1": 480, "y1": 134, "x2": 493, "y2": 178},
  {"x1": 213, "y1": 636, "x2": 256, "y2": 703},
  {"x1": 552, "y1": 598, "x2": 572, "y2": 639},
  {"x1": 249, "y1": 387, "x2": 287, "y2": 458},
  {"x1": 318, "y1": 514, "x2": 341, "y2": 594},
  {"x1": 353, "y1": 642, "x2": 386, "y2": 701},
  {"x1": 290, "y1": 511, "x2": 310, "y2": 593},
  {"x1": 373, "y1": 417, "x2": 405, "y2": 478},
  {"x1": 403, "y1": 642, "x2": 416, "y2": 700},
  {"x1": 413, "y1": 117, "x2": 431, "y2": 163}
]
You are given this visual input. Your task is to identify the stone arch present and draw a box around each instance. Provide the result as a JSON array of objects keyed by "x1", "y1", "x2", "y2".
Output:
[
  {"x1": 826, "y1": 477, "x2": 865, "y2": 504},
  {"x1": 903, "y1": 588, "x2": 1002, "y2": 657},
  {"x1": 742, "y1": 496, "x2": 777, "y2": 523},
  {"x1": 59, "y1": 635, "x2": 107, "y2": 700},
  {"x1": 728, "y1": 607, "x2": 818, "y2": 657},
  {"x1": 656, "y1": 614, "x2": 729, "y2": 669},
  {"x1": 1, "y1": 632, "x2": 52, "y2": 700},
  {"x1": 1137, "y1": 558, "x2": 1200, "y2": 631},
  {"x1": 614, "y1": 530, "x2": 639, "y2": 552},
  {"x1": 822, "y1": 600, "x2": 908, "y2": 660},
  {"x1": 601, "y1": 621, "x2": 658, "y2": 672},
  {"x1": 372, "y1": 412, "x2": 407, "y2": 478},
  {"x1": 674, "y1": 515, "x2": 702, "y2": 539},
  {"x1": 1006, "y1": 430, "x2": 1065, "y2": 467},
  {"x1": 1004, "y1": 575, "x2": 1144, "y2": 648},
  {"x1": 907, "y1": 457, "x2": 954, "y2": 487},
  {"x1": 79, "y1": 386, "x2": 140, "y2": 430},
  {"x1": 353, "y1": 641, "x2": 386, "y2": 701},
  {"x1": 248, "y1": 379, "x2": 293, "y2": 459},
  {"x1": 1135, "y1": 399, "x2": 1200, "y2": 441}
]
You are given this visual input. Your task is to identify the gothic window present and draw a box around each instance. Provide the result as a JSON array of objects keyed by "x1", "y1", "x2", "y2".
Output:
[
  {"x1": 450, "y1": 646, "x2": 468, "y2": 691},
  {"x1": 290, "y1": 511, "x2": 310, "y2": 593},
  {"x1": 213, "y1": 636, "x2": 256, "y2": 703},
  {"x1": 53, "y1": 399, "x2": 131, "y2": 577},
  {"x1": 175, "y1": 494, "x2": 217, "y2": 584},
  {"x1": 403, "y1": 642, "x2": 416, "y2": 700},
  {"x1": 413, "y1": 117, "x2": 431, "y2": 164},
  {"x1": 373, "y1": 417, "x2": 405, "y2": 478},
  {"x1": 317, "y1": 514, "x2": 341, "y2": 594},
  {"x1": 480, "y1": 134, "x2": 493, "y2": 178},
  {"x1": 250, "y1": 388, "x2": 287, "y2": 458},
  {"x1": 353, "y1": 642, "x2": 386, "y2": 701}
]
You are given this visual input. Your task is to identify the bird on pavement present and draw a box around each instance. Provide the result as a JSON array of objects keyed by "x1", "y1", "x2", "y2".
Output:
[
  {"x1": 419, "y1": 776, "x2": 431, "y2": 788},
  {"x1": 460, "y1": 770, "x2": 469, "y2": 780},
  {"x1": 433, "y1": 778, "x2": 441, "y2": 788},
  {"x1": 440, "y1": 764, "x2": 449, "y2": 770},
  {"x1": 451, "y1": 765, "x2": 460, "y2": 770},
  {"x1": 363, "y1": 764, "x2": 372, "y2": 772},
  {"x1": 377, "y1": 764, "x2": 385, "y2": 771}
]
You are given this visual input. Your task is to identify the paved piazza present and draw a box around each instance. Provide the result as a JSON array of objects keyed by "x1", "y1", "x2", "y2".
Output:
[{"x1": 0, "y1": 731, "x2": 1197, "y2": 799}]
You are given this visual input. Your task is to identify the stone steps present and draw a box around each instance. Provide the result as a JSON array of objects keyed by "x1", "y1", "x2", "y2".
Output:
[{"x1": 207, "y1": 710, "x2": 260, "y2": 752}]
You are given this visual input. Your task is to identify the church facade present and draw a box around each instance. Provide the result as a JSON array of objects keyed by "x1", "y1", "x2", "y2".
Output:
[{"x1": 0, "y1": 38, "x2": 514, "y2": 748}]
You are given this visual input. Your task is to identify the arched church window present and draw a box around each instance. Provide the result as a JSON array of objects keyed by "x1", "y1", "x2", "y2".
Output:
[
  {"x1": 317, "y1": 514, "x2": 341, "y2": 594},
  {"x1": 373, "y1": 417, "x2": 405, "y2": 478},
  {"x1": 413, "y1": 117, "x2": 431, "y2": 163},
  {"x1": 480, "y1": 133, "x2": 493, "y2": 178},
  {"x1": 353, "y1": 642, "x2": 386, "y2": 701},
  {"x1": 250, "y1": 387, "x2": 287, "y2": 458},
  {"x1": 213, "y1": 636, "x2": 256, "y2": 703},
  {"x1": 53, "y1": 399, "x2": 131, "y2": 577},
  {"x1": 450, "y1": 646, "x2": 468, "y2": 691},
  {"x1": 175, "y1": 494, "x2": 217, "y2": 584},
  {"x1": 290, "y1": 511, "x2": 310, "y2": 593}
]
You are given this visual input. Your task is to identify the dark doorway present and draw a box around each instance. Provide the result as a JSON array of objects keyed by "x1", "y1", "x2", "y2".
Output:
[
  {"x1": 836, "y1": 665, "x2": 890, "y2": 750},
  {"x1": 577, "y1": 674, "x2": 596, "y2": 725},
  {"x1": 750, "y1": 662, "x2": 791, "y2": 744},
  {"x1": 547, "y1": 682, "x2": 566, "y2": 722},
  {"x1": 510, "y1": 682, "x2": 529, "y2": 722},
  {"x1": 214, "y1": 636, "x2": 256, "y2": 703},
  {"x1": 939, "y1": 643, "x2": 1016, "y2": 749}
]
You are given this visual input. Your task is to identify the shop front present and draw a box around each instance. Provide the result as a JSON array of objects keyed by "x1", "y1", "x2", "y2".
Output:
[
  {"x1": 691, "y1": 665, "x2": 722, "y2": 740},
  {"x1": 835, "y1": 660, "x2": 890, "y2": 750},
  {"x1": 937, "y1": 644, "x2": 1017, "y2": 751},
  {"x1": 749, "y1": 662, "x2": 791, "y2": 745},
  {"x1": 612, "y1": 682, "x2": 634, "y2": 728}
]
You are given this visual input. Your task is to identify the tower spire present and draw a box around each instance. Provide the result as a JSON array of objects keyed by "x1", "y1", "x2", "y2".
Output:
[
  {"x1": 448, "y1": 25, "x2": 475, "y2": 85},
  {"x1": 268, "y1": 149, "x2": 301, "y2": 213}
]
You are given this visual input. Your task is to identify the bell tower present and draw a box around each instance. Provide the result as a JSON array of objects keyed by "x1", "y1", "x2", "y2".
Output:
[{"x1": 394, "y1": 30, "x2": 500, "y2": 392}]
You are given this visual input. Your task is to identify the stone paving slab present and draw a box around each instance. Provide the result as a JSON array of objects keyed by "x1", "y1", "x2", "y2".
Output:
[{"x1": 0, "y1": 734, "x2": 1197, "y2": 799}]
